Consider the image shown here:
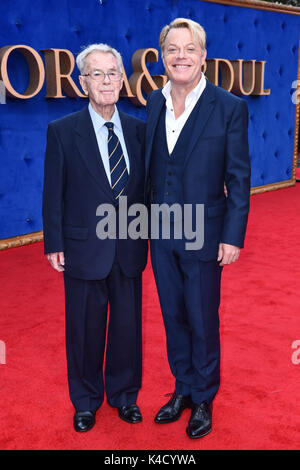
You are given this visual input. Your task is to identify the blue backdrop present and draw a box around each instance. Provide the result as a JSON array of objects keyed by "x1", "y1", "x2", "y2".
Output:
[{"x1": 0, "y1": 0, "x2": 299, "y2": 239}]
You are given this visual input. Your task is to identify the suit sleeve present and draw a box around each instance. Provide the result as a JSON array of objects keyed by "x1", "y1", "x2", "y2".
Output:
[
  {"x1": 42, "y1": 123, "x2": 65, "y2": 254},
  {"x1": 221, "y1": 99, "x2": 251, "y2": 248}
]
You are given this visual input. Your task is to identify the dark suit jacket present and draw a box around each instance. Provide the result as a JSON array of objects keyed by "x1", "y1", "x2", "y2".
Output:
[
  {"x1": 145, "y1": 80, "x2": 251, "y2": 260},
  {"x1": 42, "y1": 106, "x2": 148, "y2": 280}
]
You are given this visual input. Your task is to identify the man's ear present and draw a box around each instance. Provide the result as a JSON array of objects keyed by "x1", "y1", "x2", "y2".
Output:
[{"x1": 119, "y1": 76, "x2": 124, "y2": 93}]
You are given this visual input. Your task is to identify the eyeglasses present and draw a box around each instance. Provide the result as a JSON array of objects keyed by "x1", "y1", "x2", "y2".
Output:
[{"x1": 81, "y1": 70, "x2": 122, "y2": 82}]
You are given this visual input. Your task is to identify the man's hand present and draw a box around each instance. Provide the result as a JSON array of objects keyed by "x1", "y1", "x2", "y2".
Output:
[
  {"x1": 217, "y1": 243, "x2": 240, "y2": 266},
  {"x1": 46, "y1": 252, "x2": 65, "y2": 272}
]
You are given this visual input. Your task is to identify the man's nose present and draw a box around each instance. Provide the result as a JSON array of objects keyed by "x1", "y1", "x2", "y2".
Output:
[
  {"x1": 176, "y1": 47, "x2": 186, "y2": 59},
  {"x1": 102, "y1": 72, "x2": 112, "y2": 83}
]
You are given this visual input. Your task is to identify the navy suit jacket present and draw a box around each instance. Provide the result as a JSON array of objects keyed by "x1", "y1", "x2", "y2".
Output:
[
  {"x1": 42, "y1": 106, "x2": 148, "y2": 280},
  {"x1": 145, "y1": 80, "x2": 251, "y2": 260}
]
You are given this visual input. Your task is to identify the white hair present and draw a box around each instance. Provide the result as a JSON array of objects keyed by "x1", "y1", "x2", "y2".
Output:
[{"x1": 76, "y1": 43, "x2": 123, "y2": 74}]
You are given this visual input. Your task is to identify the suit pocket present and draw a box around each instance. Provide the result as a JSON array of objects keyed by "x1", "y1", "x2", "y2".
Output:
[
  {"x1": 207, "y1": 204, "x2": 226, "y2": 218},
  {"x1": 63, "y1": 225, "x2": 89, "y2": 240}
]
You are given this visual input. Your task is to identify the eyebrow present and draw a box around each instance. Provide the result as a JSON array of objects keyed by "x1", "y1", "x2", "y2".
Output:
[
  {"x1": 90, "y1": 67, "x2": 118, "y2": 72},
  {"x1": 166, "y1": 42, "x2": 197, "y2": 47}
]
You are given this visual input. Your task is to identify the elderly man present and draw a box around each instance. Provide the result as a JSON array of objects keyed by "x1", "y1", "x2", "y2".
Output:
[
  {"x1": 145, "y1": 18, "x2": 250, "y2": 438},
  {"x1": 42, "y1": 43, "x2": 147, "y2": 432}
]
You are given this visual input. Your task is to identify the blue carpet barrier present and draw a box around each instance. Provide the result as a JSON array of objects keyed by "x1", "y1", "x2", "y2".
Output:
[{"x1": 0, "y1": 0, "x2": 299, "y2": 244}]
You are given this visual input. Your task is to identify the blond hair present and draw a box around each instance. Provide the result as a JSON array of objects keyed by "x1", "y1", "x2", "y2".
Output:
[{"x1": 159, "y1": 18, "x2": 206, "y2": 57}]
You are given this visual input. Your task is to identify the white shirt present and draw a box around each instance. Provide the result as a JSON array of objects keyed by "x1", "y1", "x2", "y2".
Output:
[
  {"x1": 162, "y1": 73, "x2": 207, "y2": 154},
  {"x1": 88, "y1": 103, "x2": 130, "y2": 186}
]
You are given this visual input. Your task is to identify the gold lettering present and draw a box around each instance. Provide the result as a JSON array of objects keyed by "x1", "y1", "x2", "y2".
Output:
[
  {"x1": 0, "y1": 45, "x2": 45, "y2": 99},
  {"x1": 41, "y1": 48, "x2": 85, "y2": 98},
  {"x1": 0, "y1": 43, "x2": 271, "y2": 102},
  {"x1": 120, "y1": 66, "x2": 135, "y2": 98},
  {"x1": 129, "y1": 48, "x2": 167, "y2": 106},
  {"x1": 252, "y1": 61, "x2": 270, "y2": 95},
  {"x1": 231, "y1": 60, "x2": 256, "y2": 95},
  {"x1": 205, "y1": 58, "x2": 234, "y2": 92}
]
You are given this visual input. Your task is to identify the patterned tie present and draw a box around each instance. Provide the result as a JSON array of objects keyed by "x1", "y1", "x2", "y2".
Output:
[{"x1": 105, "y1": 122, "x2": 129, "y2": 200}]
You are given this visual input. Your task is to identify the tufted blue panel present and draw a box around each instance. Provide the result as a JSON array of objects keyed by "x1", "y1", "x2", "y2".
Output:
[{"x1": 0, "y1": 0, "x2": 299, "y2": 239}]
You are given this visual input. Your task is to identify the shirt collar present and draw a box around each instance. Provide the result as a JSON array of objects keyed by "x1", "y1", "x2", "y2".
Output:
[
  {"x1": 162, "y1": 73, "x2": 206, "y2": 110},
  {"x1": 88, "y1": 103, "x2": 121, "y2": 132}
]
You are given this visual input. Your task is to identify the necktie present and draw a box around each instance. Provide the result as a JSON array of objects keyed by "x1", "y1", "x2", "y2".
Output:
[{"x1": 105, "y1": 122, "x2": 129, "y2": 200}]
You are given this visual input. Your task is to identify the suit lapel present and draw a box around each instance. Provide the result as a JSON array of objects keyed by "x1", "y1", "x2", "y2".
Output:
[
  {"x1": 145, "y1": 91, "x2": 165, "y2": 177},
  {"x1": 145, "y1": 84, "x2": 216, "y2": 172},
  {"x1": 184, "y1": 80, "x2": 216, "y2": 167},
  {"x1": 75, "y1": 106, "x2": 115, "y2": 202}
]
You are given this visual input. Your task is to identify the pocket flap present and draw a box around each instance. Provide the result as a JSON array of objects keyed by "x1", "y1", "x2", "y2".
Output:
[{"x1": 63, "y1": 226, "x2": 89, "y2": 240}]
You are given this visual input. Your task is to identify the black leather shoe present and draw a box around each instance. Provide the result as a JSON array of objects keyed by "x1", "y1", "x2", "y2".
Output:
[
  {"x1": 118, "y1": 404, "x2": 142, "y2": 423},
  {"x1": 73, "y1": 411, "x2": 95, "y2": 432},
  {"x1": 154, "y1": 392, "x2": 192, "y2": 423},
  {"x1": 186, "y1": 402, "x2": 212, "y2": 438}
]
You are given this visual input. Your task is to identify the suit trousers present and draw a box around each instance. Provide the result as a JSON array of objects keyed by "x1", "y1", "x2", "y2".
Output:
[
  {"x1": 63, "y1": 259, "x2": 142, "y2": 412},
  {"x1": 150, "y1": 235, "x2": 222, "y2": 405}
]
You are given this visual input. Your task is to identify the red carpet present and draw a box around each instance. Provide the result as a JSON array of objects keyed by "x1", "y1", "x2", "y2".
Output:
[{"x1": 1, "y1": 184, "x2": 300, "y2": 450}]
